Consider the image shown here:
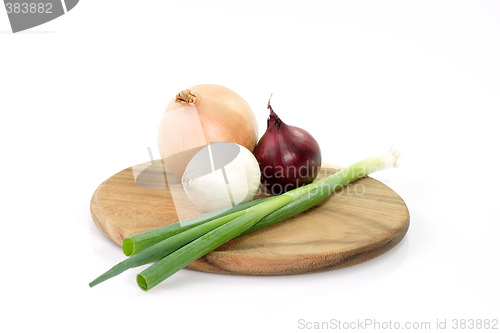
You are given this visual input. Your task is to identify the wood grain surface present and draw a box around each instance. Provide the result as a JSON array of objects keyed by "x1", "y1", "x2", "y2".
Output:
[{"x1": 91, "y1": 160, "x2": 409, "y2": 275}]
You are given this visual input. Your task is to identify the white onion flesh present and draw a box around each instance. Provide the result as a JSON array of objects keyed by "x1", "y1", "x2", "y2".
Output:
[{"x1": 181, "y1": 143, "x2": 261, "y2": 212}]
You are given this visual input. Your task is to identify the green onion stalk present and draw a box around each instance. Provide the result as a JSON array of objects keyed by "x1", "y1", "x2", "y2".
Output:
[{"x1": 89, "y1": 148, "x2": 400, "y2": 291}]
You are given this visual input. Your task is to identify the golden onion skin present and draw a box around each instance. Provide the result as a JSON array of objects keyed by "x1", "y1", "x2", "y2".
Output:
[{"x1": 158, "y1": 84, "x2": 258, "y2": 178}]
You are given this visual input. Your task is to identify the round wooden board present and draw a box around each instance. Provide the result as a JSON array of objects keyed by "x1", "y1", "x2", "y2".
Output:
[{"x1": 91, "y1": 160, "x2": 409, "y2": 275}]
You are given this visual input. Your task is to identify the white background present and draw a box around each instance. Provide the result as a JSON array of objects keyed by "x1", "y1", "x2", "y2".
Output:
[{"x1": 1, "y1": 1, "x2": 499, "y2": 332}]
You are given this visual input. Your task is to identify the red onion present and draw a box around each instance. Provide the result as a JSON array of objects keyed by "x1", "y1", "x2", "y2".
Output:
[{"x1": 254, "y1": 97, "x2": 322, "y2": 195}]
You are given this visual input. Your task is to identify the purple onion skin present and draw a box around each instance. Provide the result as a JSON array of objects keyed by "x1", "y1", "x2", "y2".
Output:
[{"x1": 254, "y1": 102, "x2": 322, "y2": 195}]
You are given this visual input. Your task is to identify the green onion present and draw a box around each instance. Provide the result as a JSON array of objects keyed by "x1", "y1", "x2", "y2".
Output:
[
  {"x1": 89, "y1": 149, "x2": 400, "y2": 290},
  {"x1": 122, "y1": 196, "x2": 273, "y2": 256}
]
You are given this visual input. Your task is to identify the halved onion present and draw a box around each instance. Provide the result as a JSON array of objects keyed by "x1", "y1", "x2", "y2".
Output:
[{"x1": 181, "y1": 142, "x2": 261, "y2": 212}]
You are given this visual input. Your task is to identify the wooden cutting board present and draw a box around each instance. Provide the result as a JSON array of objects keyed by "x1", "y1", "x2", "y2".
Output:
[{"x1": 91, "y1": 160, "x2": 409, "y2": 275}]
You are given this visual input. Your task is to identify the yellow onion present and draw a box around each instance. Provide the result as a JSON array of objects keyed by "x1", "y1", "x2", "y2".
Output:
[{"x1": 158, "y1": 84, "x2": 258, "y2": 178}]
